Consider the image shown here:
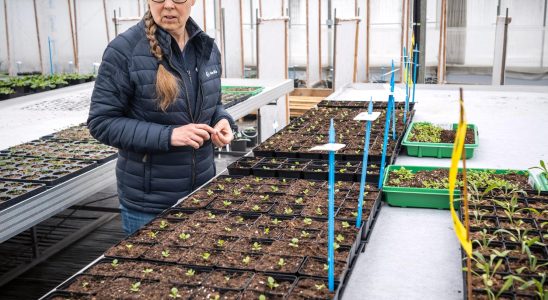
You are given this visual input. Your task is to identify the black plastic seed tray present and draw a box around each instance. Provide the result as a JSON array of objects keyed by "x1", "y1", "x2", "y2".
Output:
[{"x1": 0, "y1": 180, "x2": 47, "y2": 210}]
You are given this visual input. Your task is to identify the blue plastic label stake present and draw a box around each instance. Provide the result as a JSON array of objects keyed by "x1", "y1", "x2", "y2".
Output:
[
  {"x1": 356, "y1": 99, "x2": 374, "y2": 228},
  {"x1": 404, "y1": 47, "x2": 410, "y2": 125},
  {"x1": 378, "y1": 92, "x2": 394, "y2": 189},
  {"x1": 327, "y1": 118, "x2": 336, "y2": 291},
  {"x1": 412, "y1": 45, "x2": 419, "y2": 104},
  {"x1": 390, "y1": 60, "x2": 397, "y2": 141},
  {"x1": 48, "y1": 36, "x2": 54, "y2": 75}
]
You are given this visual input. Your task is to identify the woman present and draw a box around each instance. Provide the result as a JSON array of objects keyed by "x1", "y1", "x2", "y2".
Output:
[{"x1": 88, "y1": 0, "x2": 235, "y2": 235}]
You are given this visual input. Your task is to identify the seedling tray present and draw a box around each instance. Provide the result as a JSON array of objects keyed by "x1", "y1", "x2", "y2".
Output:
[
  {"x1": 0, "y1": 156, "x2": 97, "y2": 186},
  {"x1": 1, "y1": 139, "x2": 117, "y2": 163},
  {"x1": 382, "y1": 165, "x2": 530, "y2": 209},
  {"x1": 0, "y1": 180, "x2": 47, "y2": 210},
  {"x1": 402, "y1": 122, "x2": 479, "y2": 159},
  {"x1": 530, "y1": 172, "x2": 548, "y2": 192},
  {"x1": 221, "y1": 85, "x2": 263, "y2": 95}
]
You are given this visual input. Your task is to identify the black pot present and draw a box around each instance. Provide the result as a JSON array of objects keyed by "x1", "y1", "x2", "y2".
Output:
[{"x1": 231, "y1": 139, "x2": 249, "y2": 152}]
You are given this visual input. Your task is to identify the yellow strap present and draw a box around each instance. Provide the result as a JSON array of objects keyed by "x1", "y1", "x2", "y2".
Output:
[{"x1": 449, "y1": 97, "x2": 472, "y2": 257}]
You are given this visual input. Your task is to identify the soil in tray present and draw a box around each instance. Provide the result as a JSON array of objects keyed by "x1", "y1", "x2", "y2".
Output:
[
  {"x1": 214, "y1": 251, "x2": 261, "y2": 270},
  {"x1": 104, "y1": 241, "x2": 149, "y2": 259},
  {"x1": 94, "y1": 278, "x2": 187, "y2": 299},
  {"x1": 247, "y1": 274, "x2": 295, "y2": 296},
  {"x1": 386, "y1": 168, "x2": 530, "y2": 190},
  {"x1": 255, "y1": 254, "x2": 305, "y2": 274},
  {"x1": 299, "y1": 257, "x2": 347, "y2": 279},
  {"x1": 409, "y1": 125, "x2": 475, "y2": 144},
  {"x1": 203, "y1": 270, "x2": 254, "y2": 289},
  {"x1": 177, "y1": 248, "x2": 219, "y2": 267},
  {"x1": 287, "y1": 278, "x2": 336, "y2": 299},
  {"x1": 0, "y1": 181, "x2": 45, "y2": 202},
  {"x1": 241, "y1": 290, "x2": 286, "y2": 300},
  {"x1": 141, "y1": 245, "x2": 183, "y2": 263},
  {"x1": 63, "y1": 275, "x2": 108, "y2": 294},
  {"x1": 191, "y1": 286, "x2": 241, "y2": 300}
]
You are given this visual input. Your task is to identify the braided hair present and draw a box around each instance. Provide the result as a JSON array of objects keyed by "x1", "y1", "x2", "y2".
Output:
[{"x1": 144, "y1": 10, "x2": 180, "y2": 112}]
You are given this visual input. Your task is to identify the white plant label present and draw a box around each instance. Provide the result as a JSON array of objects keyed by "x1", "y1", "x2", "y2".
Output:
[
  {"x1": 309, "y1": 143, "x2": 346, "y2": 152},
  {"x1": 353, "y1": 111, "x2": 381, "y2": 121}
]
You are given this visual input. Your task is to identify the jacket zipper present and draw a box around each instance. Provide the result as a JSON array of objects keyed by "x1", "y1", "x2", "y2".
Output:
[{"x1": 166, "y1": 58, "x2": 196, "y2": 190}]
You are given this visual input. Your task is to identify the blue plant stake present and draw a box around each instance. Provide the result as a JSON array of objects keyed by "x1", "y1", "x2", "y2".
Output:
[
  {"x1": 390, "y1": 60, "x2": 397, "y2": 141},
  {"x1": 378, "y1": 85, "x2": 394, "y2": 189},
  {"x1": 404, "y1": 47, "x2": 409, "y2": 125},
  {"x1": 356, "y1": 99, "x2": 374, "y2": 228},
  {"x1": 412, "y1": 45, "x2": 419, "y2": 104},
  {"x1": 48, "y1": 36, "x2": 54, "y2": 75},
  {"x1": 327, "y1": 119, "x2": 336, "y2": 291}
]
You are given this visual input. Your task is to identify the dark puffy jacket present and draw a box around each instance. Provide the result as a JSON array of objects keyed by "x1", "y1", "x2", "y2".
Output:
[{"x1": 88, "y1": 18, "x2": 234, "y2": 213}]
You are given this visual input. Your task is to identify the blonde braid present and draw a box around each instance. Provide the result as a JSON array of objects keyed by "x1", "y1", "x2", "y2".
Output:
[{"x1": 144, "y1": 10, "x2": 180, "y2": 112}]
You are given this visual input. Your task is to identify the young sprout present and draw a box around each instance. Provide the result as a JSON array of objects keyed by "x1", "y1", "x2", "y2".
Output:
[
  {"x1": 323, "y1": 264, "x2": 329, "y2": 271},
  {"x1": 236, "y1": 216, "x2": 245, "y2": 223},
  {"x1": 271, "y1": 218, "x2": 281, "y2": 225},
  {"x1": 315, "y1": 207, "x2": 323, "y2": 215},
  {"x1": 174, "y1": 212, "x2": 184, "y2": 218},
  {"x1": 82, "y1": 281, "x2": 89, "y2": 289},
  {"x1": 148, "y1": 231, "x2": 158, "y2": 238},
  {"x1": 267, "y1": 276, "x2": 279, "y2": 289},
  {"x1": 111, "y1": 259, "x2": 119, "y2": 267},
  {"x1": 217, "y1": 184, "x2": 225, "y2": 190},
  {"x1": 207, "y1": 189, "x2": 214, "y2": 196},
  {"x1": 252, "y1": 242, "x2": 262, "y2": 251},
  {"x1": 224, "y1": 276, "x2": 231, "y2": 281},
  {"x1": 271, "y1": 186, "x2": 279, "y2": 192},
  {"x1": 351, "y1": 212, "x2": 358, "y2": 218},
  {"x1": 202, "y1": 252, "x2": 211, "y2": 260},
  {"x1": 263, "y1": 227, "x2": 270, "y2": 235},
  {"x1": 142, "y1": 268, "x2": 153, "y2": 274},
  {"x1": 168, "y1": 287, "x2": 181, "y2": 298},
  {"x1": 336, "y1": 234, "x2": 345, "y2": 243},
  {"x1": 223, "y1": 200, "x2": 232, "y2": 207},
  {"x1": 208, "y1": 212, "x2": 216, "y2": 219},
  {"x1": 125, "y1": 243, "x2": 134, "y2": 250},
  {"x1": 225, "y1": 177, "x2": 232, "y2": 182},
  {"x1": 259, "y1": 295, "x2": 266, "y2": 300},
  {"x1": 217, "y1": 239, "x2": 225, "y2": 247},
  {"x1": 130, "y1": 282, "x2": 141, "y2": 292},
  {"x1": 179, "y1": 233, "x2": 190, "y2": 240},
  {"x1": 284, "y1": 207, "x2": 294, "y2": 215},
  {"x1": 160, "y1": 220, "x2": 169, "y2": 229},
  {"x1": 334, "y1": 242, "x2": 340, "y2": 250},
  {"x1": 301, "y1": 231, "x2": 310, "y2": 238},
  {"x1": 224, "y1": 227, "x2": 232, "y2": 233},
  {"x1": 252, "y1": 204, "x2": 260, "y2": 211},
  {"x1": 242, "y1": 255, "x2": 251, "y2": 265},
  {"x1": 233, "y1": 189, "x2": 241, "y2": 196},
  {"x1": 185, "y1": 269, "x2": 195, "y2": 276},
  {"x1": 289, "y1": 238, "x2": 299, "y2": 248},
  {"x1": 303, "y1": 189, "x2": 310, "y2": 195},
  {"x1": 277, "y1": 258, "x2": 286, "y2": 267},
  {"x1": 192, "y1": 198, "x2": 201, "y2": 204},
  {"x1": 162, "y1": 250, "x2": 170, "y2": 258},
  {"x1": 341, "y1": 221, "x2": 350, "y2": 228},
  {"x1": 315, "y1": 284, "x2": 326, "y2": 290},
  {"x1": 303, "y1": 218, "x2": 312, "y2": 225},
  {"x1": 260, "y1": 195, "x2": 270, "y2": 201},
  {"x1": 295, "y1": 197, "x2": 304, "y2": 204},
  {"x1": 209, "y1": 295, "x2": 220, "y2": 300}
]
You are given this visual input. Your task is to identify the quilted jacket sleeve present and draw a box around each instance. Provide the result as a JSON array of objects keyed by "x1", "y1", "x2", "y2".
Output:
[
  {"x1": 209, "y1": 44, "x2": 237, "y2": 131},
  {"x1": 87, "y1": 37, "x2": 173, "y2": 153}
]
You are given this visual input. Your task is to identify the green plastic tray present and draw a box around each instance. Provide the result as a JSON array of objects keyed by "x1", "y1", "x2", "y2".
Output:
[
  {"x1": 221, "y1": 85, "x2": 263, "y2": 96},
  {"x1": 402, "y1": 122, "x2": 479, "y2": 159},
  {"x1": 382, "y1": 165, "x2": 529, "y2": 209}
]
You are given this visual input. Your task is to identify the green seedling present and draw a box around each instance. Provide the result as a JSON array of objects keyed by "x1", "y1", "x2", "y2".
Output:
[
  {"x1": 179, "y1": 233, "x2": 190, "y2": 240},
  {"x1": 162, "y1": 250, "x2": 170, "y2": 258},
  {"x1": 341, "y1": 221, "x2": 350, "y2": 228},
  {"x1": 277, "y1": 258, "x2": 286, "y2": 267},
  {"x1": 202, "y1": 252, "x2": 211, "y2": 260},
  {"x1": 252, "y1": 242, "x2": 262, "y2": 251},
  {"x1": 148, "y1": 231, "x2": 158, "y2": 238},
  {"x1": 130, "y1": 282, "x2": 141, "y2": 292},
  {"x1": 263, "y1": 227, "x2": 270, "y2": 235},
  {"x1": 284, "y1": 207, "x2": 294, "y2": 215},
  {"x1": 295, "y1": 197, "x2": 304, "y2": 204},
  {"x1": 125, "y1": 244, "x2": 134, "y2": 250},
  {"x1": 185, "y1": 269, "x2": 195, "y2": 276},
  {"x1": 142, "y1": 268, "x2": 153, "y2": 274},
  {"x1": 301, "y1": 231, "x2": 310, "y2": 238},
  {"x1": 217, "y1": 239, "x2": 225, "y2": 247},
  {"x1": 303, "y1": 218, "x2": 312, "y2": 225},
  {"x1": 168, "y1": 287, "x2": 181, "y2": 298},
  {"x1": 315, "y1": 284, "x2": 326, "y2": 290},
  {"x1": 208, "y1": 212, "x2": 216, "y2": 219},
  {"x1": 223, "y1": 200, "x2": 232, "y2": 207},
  {"x1": 111, "y1": 259, "x2": 119, "y2": 267},
  {"x1": 242, "y1": 255, "x2": 251, "y2": 265},
  {"x1": 289, "y1": 238, "x2": 299, "y2": 248},
  {"x1": 271, "y1": 218, "x2": 281, "y2": 225},
  {"x1": 267, "y1": 276, "x2": 279, "y2": 289}
]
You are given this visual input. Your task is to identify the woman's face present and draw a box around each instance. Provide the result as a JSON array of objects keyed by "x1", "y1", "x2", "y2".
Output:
[{"x1": 148, "y1": 0, "x2": 195, "y2": 35}]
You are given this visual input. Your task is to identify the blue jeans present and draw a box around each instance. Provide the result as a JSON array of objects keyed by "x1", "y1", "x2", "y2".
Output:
[{"x1": 119, "y1": 204, "x2": 158, "y2": 236}]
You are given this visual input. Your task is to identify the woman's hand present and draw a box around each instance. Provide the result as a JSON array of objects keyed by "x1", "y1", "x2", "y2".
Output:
[
  {"x1": 211, "y1": 119, "x2": 234, "y2": 148},
  {"x1": 171, "y1": 124, "x2": 217, "y2": 149}
]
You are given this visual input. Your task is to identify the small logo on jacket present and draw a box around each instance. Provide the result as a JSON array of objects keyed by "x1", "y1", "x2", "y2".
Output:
[{"x1": 205, "y1": 69, "x2": 218, "y2": 77}]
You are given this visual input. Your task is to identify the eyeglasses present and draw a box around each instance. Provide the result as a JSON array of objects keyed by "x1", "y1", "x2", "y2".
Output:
[{"x1": 150, "y1": 0, "x2": 189, "y2": 4}]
